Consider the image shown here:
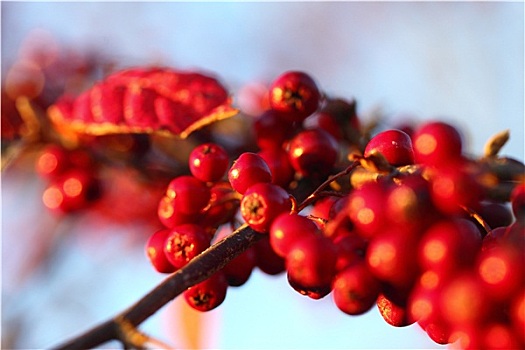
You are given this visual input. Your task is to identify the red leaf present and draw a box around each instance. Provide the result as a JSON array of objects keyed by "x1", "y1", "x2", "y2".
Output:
[{"x1": 48, "y1": 67, "x2": 238, "y2": 139}]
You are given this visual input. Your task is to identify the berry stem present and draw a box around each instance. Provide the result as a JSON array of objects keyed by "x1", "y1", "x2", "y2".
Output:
[
  {"x1": 297, "y1": 161, "x2": 359, "y2": 212},
  {"x1": 52, "y1": 224, "x2": 262, "y2": 350}
]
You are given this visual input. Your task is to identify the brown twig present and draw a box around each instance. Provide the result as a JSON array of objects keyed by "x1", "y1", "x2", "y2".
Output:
[{"x1": 52, "y1": 224, "x2": 262, "y2": 350}]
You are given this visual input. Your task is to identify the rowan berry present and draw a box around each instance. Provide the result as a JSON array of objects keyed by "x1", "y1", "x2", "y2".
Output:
[
  {"x1": 412, "y1": 121, "x2": 463, "y2": 166},
  {"x1": 184, "y1": 272, "x2": 228, "y2": 312},
  {"x1": 269, "y1": 71, "x2": 321, "y2": 122},
  {"x1": 287, "y1": 128, "x2": 338, "y2": 178},
  {"x1": 164, "y1": 175, "x2": 211, "y2": 215},
  {"x1": 286, "y1": 235, "x2": 337, "y2": 288},
  {"x1": 253, "y1": 110, "x2": 295, "y2": 150},
  {"x1": 228, "y1": 152, "x2": 272, "y2": 194},
  {"x1": 364, "y1": 129, "x2": 415, "y2": 166},
  {"x1": 376, "y1": 293, "x2": 413, "y2": 327},
  {"x1": 145, "y1": 229, "x2": 176, "y2": 273},
  {"x1": 257, "y1": 148, "x2": 295, "y2": 188},
  {"x1": 253, "y1": 236, "x2": 285, "y2": 275},
  {"x1": 332, "y1": 262, "x2": 381, "y2": 315},
  {"x1": 189, "y1": 142, "x2": 229, "y2": 183},
  {"x1": 164, "y1": 224, "x2": 211, "y2": 269},
  {"x1": 240, "y1": 182, "x2": 292, "y2": 233},
  {"x1": 269, "y1": 213, "x2": 319, "y2": 257}
]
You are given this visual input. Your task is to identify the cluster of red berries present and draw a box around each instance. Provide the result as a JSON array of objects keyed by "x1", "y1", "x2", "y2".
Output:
[
  {"x1": 36, "y1": 144, "x2": 102, "y2": 214},
  {"x1": 143, "y1": 70, "x2": 524, "y2": 348}
]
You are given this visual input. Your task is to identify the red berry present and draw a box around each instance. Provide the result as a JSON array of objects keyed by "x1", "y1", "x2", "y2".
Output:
[
  {"x1": 222, "y1": 247, "x2": 256, "y2": 287},
  {"x1": 157, "y1": 195, "x2": 199, "y2": 228},
  {"x1": 366, "y1": 228, "x2": 420, "y2": 289},
  {"x1": 418, "y1": 219, "x2": 482, "y2": 278},
  {"x1": 189, "y1": 142, "x2": 229, "y2": 183},
  {"x1": 510, "y1": 183, "x2": 525, "y2": 221},
  {"x1": 287, "y1": 128, "x2": 338, "y2": 178},
  {"x1": 145, "y1": 229, "x2": 176, "y2": 273},
  {"x1": 257, "y1": 148, "x2": 295, "y2": 188},
  {"x1": 240, "y1": 182, "x2": 292, "y2": 233},
  {"x1": 184, "y1": 272, "x2": 228, "y2": 312},
  {"x1": 332, "y1": 262, "x2": 382, "y2": 315},
  {"x1": 364, "y1": 129, "x2": 415, "y2": 166},
  {"x1": 228, "y1": 152, "x2": 272, "y2": 194},
  {"x1": 287, "y1": 273, "x2": 332, "y2": 300},
  {"x1": 253, "y1": 236, "x2": 285, "y2": 275},
  {"x1": 164, "y1": 224, "x2": 211, "y2": 269},
  {"x1": 269, "y1": 71, "x2": 321, "y2": 122},
  {"x1": 201, "y1": 181, "x2": 239, "y2": 228},
  {"x1": 346, "y1": 181, "x2": 389, "y2": 239},
  {"x1": 376, "y1": 293, "x2": 413, "y2": 327},
  {"x1": 253, "y1": 110, "x2": 295, "y2": 150},
  {"x1": 269, "y1": 213, "x2": 319, "y2": 257},
  {"x1": 303, "y1": 111, "x2": 344, "y2": 140},
  {"x1": 165, "y1": 175, "x2": 211, "y2": 215},
  {"x1": 42, "y1": 169, "x2": 101, "y2": 214},
  {"x1": 412, "y1": 121, "x2": 463, "y2": 166},
  {"x1": 332, "y1": 231, "x2": 367, "y2": 272},
  {"x1": 286, "y1": 235, "x2": 337, "y2": 288}
]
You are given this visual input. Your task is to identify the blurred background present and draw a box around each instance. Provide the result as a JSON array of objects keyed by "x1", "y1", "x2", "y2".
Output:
[{"x1": 2, "y1": 2, "x2": 523, "y2": 349}]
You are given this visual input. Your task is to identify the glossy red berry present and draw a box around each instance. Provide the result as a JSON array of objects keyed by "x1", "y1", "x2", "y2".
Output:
[
  {"x1": 332, "y1": 262, "x2": 382, "y2": 315},
  {"x1": 189, "y1": 142, "x2": 229, "y2": 183},
  {"x1": 228, "y1": 152, "x2": 272, "y2": 194},
  {"x1": 287, "y1": 128, "x2": 338, "y2": 178},
  {"x1": 184, "y1": 272, "x2": 228, "y2": 312},
  {"x1": 364, "y1": 129, "x2": 415, "y2": 167},
  {"x1": 287, "y1": 273, "x2": 332, "y2": 300},
  {"x1": 269, "y1": 71, "x2": 321, "y2": 122},
  {"x1": 165, "y1": 175, "x2": 211, "y2": 215},
  {"x1": 201, "y1": 181, "x2": 239, "y2": 228},
  {"x1": 412, "y1": 121, "x2": 463, "y2": 166},
  {"x1": 145, "y1": 229, "x2": 176, "y2": 273},
  {"x1": 157, "y1": 195, "x2": 199, "y2": 228},
  {"x1": 253, "y1": 110, "x2": 295, "y2": 150},
  {"x1": 286, "y1": 235, "x2": 337, "y2": 288},
  {"x1": 257, "y1": 148, "x2": 295, "y2": 188},
  {"x1": 347, "y1": 181, "x2": 389, "y2": 239},
  {"x1": 332, "y1": 230, "x2": 367, "y2": 272},
  {"x1": 164, "y1": 224, "x2": 211, "y2": 269},
  {"x1": 240, "y1": 182, "x2": 292, "y2": 233},
  {"x1": 222, "y1": 247, "x2": 256, "y2": 287},
  {"x1": 269, "y1": 213, "x2": 319, "y2": 257},
  {"x1": 303, "y1": 111, "x2": 344, "y2": 141}
]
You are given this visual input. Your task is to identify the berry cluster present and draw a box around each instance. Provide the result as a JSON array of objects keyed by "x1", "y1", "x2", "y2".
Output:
[{"x1": 140, "y1": 70, "x2": 524, "y2": 348}]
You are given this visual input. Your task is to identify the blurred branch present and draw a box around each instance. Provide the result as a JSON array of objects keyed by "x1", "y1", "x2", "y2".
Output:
[{"x1": 52, "y1": 224, "x2": 262, "y2": 350}]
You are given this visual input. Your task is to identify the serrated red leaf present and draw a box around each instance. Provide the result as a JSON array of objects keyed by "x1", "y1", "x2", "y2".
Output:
[{"x1": 48, "y1": 67, "x2": 238, "y2": 139}]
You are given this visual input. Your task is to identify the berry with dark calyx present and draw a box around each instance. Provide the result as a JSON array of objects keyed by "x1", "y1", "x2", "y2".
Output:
[
  {"x1": 228, "y1": 152, "x2": 272, "y2": 194},
  {"x1": 364, "y1": 129, "x2": 415, "y2": 166},
  {"x1": 164, "y1": 224, "x2": 211, "y2": 269},
  {"x1": 240, "y1": 182, "x2": 292, "y2": 233},
  {"x1": 332, "y1": 262, "x2": 382, "y2": 316},
  {"x1": 42, "y1": 169, "x2": 101, "y2": 214},
  {"x1": 510, "y1": 183, "x2": 525, "y2": 221},
  {"x1": 183, "y1": 272, "x2": 228, "y2": 312},
  {"x1": 412, "y1": 121, "x2": 463, "y2": 166},
  {"x1": 145, "y1": 229, "x2": 176, "y2": 273},
  {"x1": 165, "y1": 175, "x2": 211, "y2": 215},
  {"x1": 376, "y1": 293, "x2": 413, "y2": 327},
  {"x1": 253, "y1": 109, "x2": 295, "y2": 150},
  {"x1": 269, "y1": 71, "x2": 321, "y2": 122},
  {"x1": 253, "y1": 235, "x2": 285, "y2": 275},
  {"x1": 269, "y1": 212, "x2": 319, "y2": 258},
  {"x1": 189, "y1": 142, "x2": 229, "y2": 183},
  {"x1": 286, "y1": 235, "x2": 337, "y2": 289},
  {"x1": 258, "y1": 148, "x2": 295, "y2": 188},
  {"x1": 287, "y1": 128, "x2": 339, "y2": 178}
]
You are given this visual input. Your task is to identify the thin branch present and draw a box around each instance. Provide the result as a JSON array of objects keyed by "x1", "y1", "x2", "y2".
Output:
[{"x1": 52, "y1": 224, "x2": 262, "y2": 350}]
